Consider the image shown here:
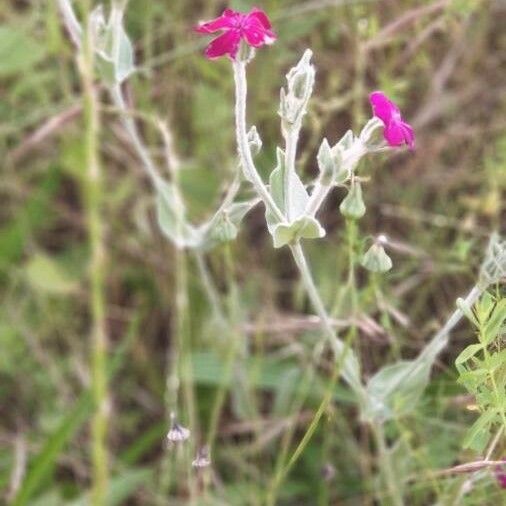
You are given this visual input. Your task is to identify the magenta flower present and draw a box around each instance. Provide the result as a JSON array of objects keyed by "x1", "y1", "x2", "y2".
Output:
[
  {"x1": 496, "y1": 460, "x2": 506, "y2": 489},
  {"x1": 195, "y1": 7, "x2": 276, "y2": 60},
  {"x1": 369, "y1": 91, "x2": 415, "y2": 150}
]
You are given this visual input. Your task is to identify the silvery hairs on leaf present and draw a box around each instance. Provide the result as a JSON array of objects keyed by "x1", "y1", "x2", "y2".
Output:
[
  {"x1": 362, "y1": 359, "x2": 431, "y2": 422},
  {"x1": 317, "y1": 138, "x2": 341, "y2": 186},
  {"x1": 332, "y1": 130, "x2": 368, "y2": 179},
  {"x1": 279, "y1": 49, "x2": 315, "y2": 129},
  {"x1": 156, "y1": 181, "x2": 202, "y2": 249},
  {"x1": 265, "y1": 148, "x2": 325, "y2": 248},
  {"x1": 479, "y1": 233, "x2": 506, "y2": 288},
  {"x1": 90, "y1": 1, "x2": 135, "y2": 85}
]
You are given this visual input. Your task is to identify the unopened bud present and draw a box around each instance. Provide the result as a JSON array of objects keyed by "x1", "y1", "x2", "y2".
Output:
[
  {"x1": 247, "y1": 126, "x2": 262, "y2": 156},
  {"x1": 340, "y1": 182, "x2": 366, "y2": 219},
  {"x1": 210, "y1": 212, "x2": 238, "y2": 243},
  {"x1": 280, "y1": 49, "x2": 315, "y2": 128},
  {"x1": 361, "y1": 240, "x2": 393, "y2": 273}
]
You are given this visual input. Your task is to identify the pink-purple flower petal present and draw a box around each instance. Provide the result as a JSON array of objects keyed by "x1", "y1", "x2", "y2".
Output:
[
  {"x1": 243, "y1": 15, "x2": 275, "y2": 47},
  {"x1": 496, "y1": 460, "x2": 506, "y2": 489},
  {"x1": 247, "y1": 8, "x2": 274, "y2": 30},
  {"x1": 204, "y1": 29, "x2": 242, "y2": 60},
  {"x1": 369, "y1": 91, "x2": 415, "y2": 149},
  {"x1": 369, "y1": 91, "x2": 398, "y2": 125},
  {"x1": 195, "y1": 9, "x2": 238, "y2": 33}
]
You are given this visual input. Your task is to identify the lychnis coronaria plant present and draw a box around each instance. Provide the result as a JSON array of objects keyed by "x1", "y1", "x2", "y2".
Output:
[{"x1": 57, "y1": 1, "x2": 505, "y2": 503}]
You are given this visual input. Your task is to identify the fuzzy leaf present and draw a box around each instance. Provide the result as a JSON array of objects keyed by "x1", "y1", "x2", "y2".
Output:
[
  {"x1": 272, "y1": 216, "x2": 326, "y2": 249},
  {"x1": 156, "y1": 181, "x2": 201, "y2": 249},
  {"x1": 317, "y1": 138, "x2": 336, "y2": 185},
  {"x1": 94, "y1": 4, "x2": 135, "y2": 85},
  {"x1": 201, "y1": 199, "x2": 259, "y2": 249},
  {"x1": 364, "y1": 360, "x2": 431, "y2": 421},
  {"x1": 266, "y1": 148, "x2": 326, "y2": 247}
]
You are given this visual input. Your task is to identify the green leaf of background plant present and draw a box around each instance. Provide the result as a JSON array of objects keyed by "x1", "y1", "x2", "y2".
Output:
[
  {"x1": 25, "y1": 254, "x2": 78, "y2": 294},
  {"x1": 462, "y1": 409, "x2": 497, "y2": 452},
  {"x1": 0, "y1": 27, "x2": 45, "y2": 77},
  {"x1": 455, "y1": 343, "x2": 483, "y2": 365}
]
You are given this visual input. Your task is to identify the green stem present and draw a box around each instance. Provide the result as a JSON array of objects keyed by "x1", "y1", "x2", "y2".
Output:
[
  {"x1": 232, "y1": 60, "x2": 285, "y2": 222},
  {"x1": 372, "y1": 422, "x2": 404, "y2": 506},
  {"x1": 283, "y1": 127, "x2": 299, "y2": 221},
  {"x1": 79, "y1": 7, "x2": 108, "y2": 505},
  {"x1": 345, "y1": 218, "x2": 358, "y2": 313},
  {"x1": 290, "y1": 243, "x2": 364, "y2": 397},
  {"x1": 206, "y1": 244, "x2": 240, "y2": 452},
  {"x1": 109, "y1": 84, "x2": 163, "y2": 186}
]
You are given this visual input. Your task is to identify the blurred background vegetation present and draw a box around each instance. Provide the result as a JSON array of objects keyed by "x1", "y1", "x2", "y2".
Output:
[{"x1": 0, "y1": 0, "x2": 505, "y2": 504}]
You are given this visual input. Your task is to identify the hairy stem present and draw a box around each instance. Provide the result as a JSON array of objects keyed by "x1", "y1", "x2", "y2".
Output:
[
  {"x1": 290, "y1": 243, "x2": 365, "y2": 398},
  {"x1": 232, "y1": 60, "x2": 285, "y2": 222},
  {"x1": 372, "y1": 422, "x2": 404, "y2": 506},
  {"x1": 231, "y1": 58, "x2": 366, "y2": 401},
  {"x1": 283, "y1": 127, "x2": 299, "y2": 220},
  {"x1": 420, "y1": 285, "x2": 482, "y2": 361},
  {"x1": 109, "y1": 84, "x2": 163, "y2": 186},
  {"x1": 78, "y1": 7, "x2": 108, "y2": 504}
]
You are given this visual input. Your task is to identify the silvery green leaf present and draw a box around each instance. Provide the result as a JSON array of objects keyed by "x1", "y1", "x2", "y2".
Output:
[
  {"x1": 200, "y1": 199, "x2": 259, "y2": 250},
  {"x1": 266, "y1": 147, "x2": 312, "y2": 233},
  {"x1": 266, "y1": 147, "x2": 326, "y2": 247},
  {"x1": 317, "y1": 138, "x2": 336, "y2": 186},
  {"x1": 335, "y1": 130, "x2": 355, "y2": 152},
  {"x1": 156, "y1": 181, "x2": 201, "y2": 249},
  {"x1": 340, "y1": 182, "x2": 366, "y2": 219},
  {"x1": 93, "y1": 3, "x2": 135, "y2": 85},
  {"x1": 361, "y1": 244, "x2": 392, "y2": 273},
  {"x1": 333, "y1": 146, "x2": 348, "y2": 184},
  {"x1": 272, "y1": 216, "x2": 326, "y2": 249},
  {"x1": 363, "y1": 360, "x2": 431, "y2": 421}
]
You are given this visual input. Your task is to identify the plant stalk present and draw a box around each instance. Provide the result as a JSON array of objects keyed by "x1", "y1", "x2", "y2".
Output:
[{"x1": 78, "y1": 7, "x2": 109, "y2": 504}]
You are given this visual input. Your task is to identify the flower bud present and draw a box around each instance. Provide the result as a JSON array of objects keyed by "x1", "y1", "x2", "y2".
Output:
[
  {"x1": 359, "y1": 117, "x2": 385, "y2": 150},
  {"x1": 210, "y1": 212, "x2": 238, "y2": 243},
  {"x1": 280, "y1": 49, "x2": 315, "y2": 128},
  {"x1": 340, "y1": 182, "x2": 366, "y2": 219},
  {"x1": 361, "y1": 240, "x2": 393, "y2": 273},
  {"x1": 247, "y1": 126, "x2": 262, "y2": 156}
]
